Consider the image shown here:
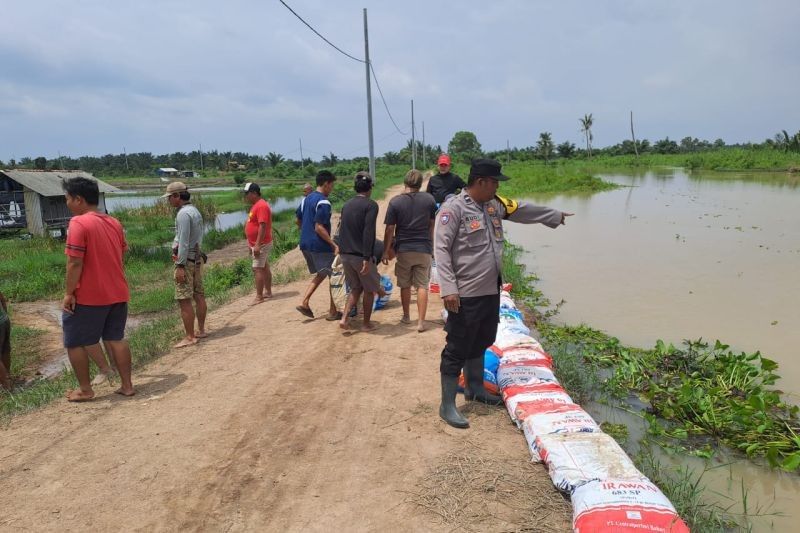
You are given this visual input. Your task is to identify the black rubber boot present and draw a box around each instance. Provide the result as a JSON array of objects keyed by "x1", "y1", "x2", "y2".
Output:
[
  {"x1": 463, "y1": 357, "x2": 503, "y2": 405},
  {"x1": 439, "y1": 374, "x2": 469, "y2": 429}
]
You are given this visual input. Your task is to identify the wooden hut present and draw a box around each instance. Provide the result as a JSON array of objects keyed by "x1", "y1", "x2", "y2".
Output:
[{"x1": 0, "y1": 170, "x2": 119, "y2": 237}]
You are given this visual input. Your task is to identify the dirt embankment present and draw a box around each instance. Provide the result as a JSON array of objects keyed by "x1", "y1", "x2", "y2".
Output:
[{"x1": 0, "y1": 185, "x2": 571, "y2": 532}]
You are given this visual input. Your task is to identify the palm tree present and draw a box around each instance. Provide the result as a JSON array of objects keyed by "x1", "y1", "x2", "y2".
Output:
[
  {"x1": 266, "y1": 152, "x2": 284, "y2": 167},
  {"x1": 580, "y1": 113, "x2": 594, "y2": 158},
  {"x1": 535, "y1": 132, "x2": 555, "y2": 164}
]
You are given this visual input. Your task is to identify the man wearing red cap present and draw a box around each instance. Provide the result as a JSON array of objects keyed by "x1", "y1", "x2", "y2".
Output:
[{"x1": 426, "y1": 154, "x2": 466, "y2": 205}]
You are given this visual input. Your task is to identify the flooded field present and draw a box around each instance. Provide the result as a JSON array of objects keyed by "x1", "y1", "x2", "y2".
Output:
[
  {"x1": 507, "y1": 168, "x2": 800, "y2": 399},
  {"x1": 506, "y1": 168, "x2": 800, "y2": 530}
]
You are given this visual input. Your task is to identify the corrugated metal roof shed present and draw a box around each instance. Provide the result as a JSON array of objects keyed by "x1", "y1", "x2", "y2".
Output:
[
  {"x1": 0, "y1": 170, "x2": 120, "y2": 197},
  {"x1": 157, "y1": 167, "x2": 179, "y2": 172}
]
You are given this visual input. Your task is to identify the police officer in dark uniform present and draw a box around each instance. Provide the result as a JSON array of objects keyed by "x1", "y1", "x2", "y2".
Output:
[{"x1": 433, "y1": 158, "x2": 572, "y2": 428}]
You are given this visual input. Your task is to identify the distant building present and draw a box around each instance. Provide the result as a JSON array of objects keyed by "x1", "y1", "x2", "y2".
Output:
[
  {"x1": 0, "y1": 170, "x2": 119, "y2": 237},
  {"x1": 181, "y1": 170, "x2": 199, "y2": 178},
  {"x1": 156, "y1": 167, "x2": 180, "y2": 177}
]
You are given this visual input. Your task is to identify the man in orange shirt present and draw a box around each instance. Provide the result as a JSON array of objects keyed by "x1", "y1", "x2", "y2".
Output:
[
  {"x1": 62, "y1": 177, "x2": 134, "y2": 401},
  {"x1": 243, "y1": 183, "x2": 273, "y2": 304}
]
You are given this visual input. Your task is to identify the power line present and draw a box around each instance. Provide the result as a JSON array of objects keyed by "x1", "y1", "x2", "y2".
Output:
[
  {"x1": 279, "y1": 2, "x2": 409, "y2": 142},
  {"x1": 370, "y1": 62, "x2": 408, "y2": 136},
  {"x1": 278, "y1": 0, "x2": 364, "y2": 64}
]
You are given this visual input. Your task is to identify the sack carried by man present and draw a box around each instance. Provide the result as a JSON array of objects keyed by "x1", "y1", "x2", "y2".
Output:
[{"x1": 330, "y1": 255, "x2": 348, "y2": 311}]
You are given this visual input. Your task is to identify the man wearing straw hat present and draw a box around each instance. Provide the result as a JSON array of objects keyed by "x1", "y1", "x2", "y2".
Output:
[{"x1": 164, "y1": 181, "x2": 207, "y2": 348}]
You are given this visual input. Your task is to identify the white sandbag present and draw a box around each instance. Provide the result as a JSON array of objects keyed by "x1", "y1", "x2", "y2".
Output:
[
  {"x1": 493, "y1": 331, "x2": 542, "y2": 351},
  {"x1": 573, "y1": 479, "x2": 689, "y2": 533},
  {"x1": 499, "y1": 292, "x2": 516, "y2": 310},
  {"x1": 497, "y1": 319, "x2": 531, "y2": 337},
  {"x1": 499, "y1": 346, "x2": 553, "y2": 366},
  {"x1": 497, "y1": 360, "x2": 557, "y2": 389},
  {"x1": 537, "y1": 433, "x2": 646, "y2": 493},
  {"x1": 502, "y1": 383, "x2": 573, "y2": 424},
  {"x1": 521, "y1": 405, "x2": 601, "y2": 461}
]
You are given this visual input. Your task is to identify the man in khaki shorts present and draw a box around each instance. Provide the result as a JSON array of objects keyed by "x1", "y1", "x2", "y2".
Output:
[
  {"x1": 243, "y1": 182, "x2": 273, "y2": 304},
  {"x1": 165, "y1": 182, "x2": 207, "y2": 348},
  {"x1": 383, "y1": 169, "x2": 437, "y2": 332}
]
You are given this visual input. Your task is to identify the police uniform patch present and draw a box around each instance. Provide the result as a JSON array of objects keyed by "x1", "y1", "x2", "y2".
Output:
[
  {"x1": 487, "y1": 206, "x2": 496, "y2": 215},
  {"x1": 440, "y1": 212, "x2": 451, "y2": 225},
  {"x1": 470, "y1": 220, "x2": 481, "y2": 230}
]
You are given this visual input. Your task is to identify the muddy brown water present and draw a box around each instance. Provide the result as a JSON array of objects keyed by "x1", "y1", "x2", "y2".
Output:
[{"x1": 505, "y1": 167, "x2": 800, "y2": 530}]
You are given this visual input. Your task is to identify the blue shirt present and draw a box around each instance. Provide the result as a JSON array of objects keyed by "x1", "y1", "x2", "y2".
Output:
[{"x1": 297, "y1": 191, "x2": 333, "y2": 252}]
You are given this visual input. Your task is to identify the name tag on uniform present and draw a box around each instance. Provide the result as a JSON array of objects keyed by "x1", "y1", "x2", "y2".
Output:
[{"x1": 463, "y1": 214, "x2": 482, "y2": 233}]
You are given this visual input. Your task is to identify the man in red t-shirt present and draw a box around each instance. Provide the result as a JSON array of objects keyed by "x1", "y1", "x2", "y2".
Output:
[
  {"x1": 243, "y1": 183, "x2": 273, "y2": 304},
  {"x1": 62, "y1": 177, "x2": 135, "y2": 401}
]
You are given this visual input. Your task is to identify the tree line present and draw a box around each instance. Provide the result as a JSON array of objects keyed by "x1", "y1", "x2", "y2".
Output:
[{"x1": 2, "y1": 121, "x2": 798, "y2": 177}]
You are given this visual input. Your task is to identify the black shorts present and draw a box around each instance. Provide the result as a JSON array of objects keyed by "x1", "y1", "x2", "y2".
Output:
[
  {"x1": 302, "y1": 250, "x2": 335, "y2": 277},
  {"x1": 62, "y1": 302, "x2": 128, "y2": 349}
]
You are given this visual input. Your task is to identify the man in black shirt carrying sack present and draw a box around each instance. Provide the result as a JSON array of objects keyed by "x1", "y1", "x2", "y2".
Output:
[
  {"x1": 426, "y1": 153, "x2": 466, "y2": 205},
  {"x1": 338, "y1": 171, "x2": 381, "y2": 332}
]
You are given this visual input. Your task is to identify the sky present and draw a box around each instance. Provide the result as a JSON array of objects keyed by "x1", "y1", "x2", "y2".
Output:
[{"x1": 1, "y1": 0, "x2": 798, "y2": 162}]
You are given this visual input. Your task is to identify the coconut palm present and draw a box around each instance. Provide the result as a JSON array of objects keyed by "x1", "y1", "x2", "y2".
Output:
[
  {"x1": 535, "y1": 132, "x2": 555, "y2": 164},
  {"x1": 580, "y1": 113, "x2": 594, "y2": 158}
]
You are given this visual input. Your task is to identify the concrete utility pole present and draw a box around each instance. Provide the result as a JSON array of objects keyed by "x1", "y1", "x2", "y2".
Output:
[
  {"x1": 630, "y1": 111, "x2": 639, "y2": 158},
  {"x1": 199, "y1": 143, "x2": 204, "y2": 172},
  {"x1": 411, "y1": 99, "x2": 416, "y2": 169},
  {"x1": 299, "y1": 138, "x2": 304, "y2": 168},
  {"x1": 363, "y1": 8, "x2": 376, "y2": 180},
  {"x1": 422, "y1": 121, "x2": 426, "y2": 168},
  {"x1": 122, "y1": 147, "x2": 128, "y2": 172}
]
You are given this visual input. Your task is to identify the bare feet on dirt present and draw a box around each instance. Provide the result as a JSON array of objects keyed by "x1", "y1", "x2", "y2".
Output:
[
  {"x1": 360, "y1": 322, "x2": 377, "y2": 332},
  {"x1": 250, "y1": 297, "x2": 265, "y2": 306},
  {"x1": 114, "y1": 387, "x2": 135, "y2": 397},
  {"x1": 195, "y1": 331, "x2": 209, "y2": 339},
  {"x1": 174, "y1": 337, "x2": 198, "y2": 348},
  {"x1": 66, "y1": 389, "x2": 95, "y2": 402}
]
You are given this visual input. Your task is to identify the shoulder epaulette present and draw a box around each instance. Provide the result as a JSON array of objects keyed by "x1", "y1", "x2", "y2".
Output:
[{"x1": 495, "y1": 194, "x2": 518, "y2": 218}]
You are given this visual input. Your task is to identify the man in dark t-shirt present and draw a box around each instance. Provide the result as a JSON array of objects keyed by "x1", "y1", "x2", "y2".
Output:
[
  {"x1": 383, "y1": 169, "x2": 436, "y2": 332},
  {"x1": 426, "y1": 153, "x2": 466, "y2": 204},
  {"x1": 338, "y1": 171, "x2": 380, "y2": 331}
]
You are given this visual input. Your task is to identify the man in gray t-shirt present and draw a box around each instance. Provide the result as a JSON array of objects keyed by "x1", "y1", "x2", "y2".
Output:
[{"x1": 383, "y1": 170, "x2": 437, "y2": 332}]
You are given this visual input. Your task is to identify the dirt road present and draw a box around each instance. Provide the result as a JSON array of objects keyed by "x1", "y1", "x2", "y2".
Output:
[{"x1": 0, "y1": 185, "x2": 570, "y2": 532}]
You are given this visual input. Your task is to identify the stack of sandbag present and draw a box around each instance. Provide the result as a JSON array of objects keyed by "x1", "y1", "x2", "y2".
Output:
[{"x1": 494, "y1": 285, "x2": 689, "y2": 533}]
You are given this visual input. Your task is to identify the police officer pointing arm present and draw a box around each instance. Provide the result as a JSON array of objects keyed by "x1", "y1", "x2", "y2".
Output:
[{"x1": 433, "y1": 158, "x2": 573, "y2": 429}]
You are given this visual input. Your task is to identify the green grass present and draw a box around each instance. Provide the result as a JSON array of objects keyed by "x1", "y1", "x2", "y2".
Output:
[
  {"x1": 9, "y1": 325, "x2": 48, "y2": 376},
  {"x1": 568, "y1": 148, "x2": 800, "y2": 172}
]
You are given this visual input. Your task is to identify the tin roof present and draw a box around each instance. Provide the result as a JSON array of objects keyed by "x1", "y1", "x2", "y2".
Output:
[{"x1": 0, "y1": 170, "x2": 120, "y2": 197}]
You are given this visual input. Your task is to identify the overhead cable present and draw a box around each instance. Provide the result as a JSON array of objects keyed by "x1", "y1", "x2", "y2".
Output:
[
  {"x1": 279, "y1": 1, "x2": 409, "y2": 137},
  {"x1": 370, "y1": 62, "x2": 408, "y2": 136},
  {"x1": 278, "y1": 0, "x2": 364, "y2": 63}
]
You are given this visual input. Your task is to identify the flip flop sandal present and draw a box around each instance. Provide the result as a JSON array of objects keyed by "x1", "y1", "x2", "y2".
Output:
[
  {"x1": 325, "y1": 311, "x2": 344, "y2": 321},
  {"x1": 295, "y1": 305, "x2": 315, "y2": 318}
]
